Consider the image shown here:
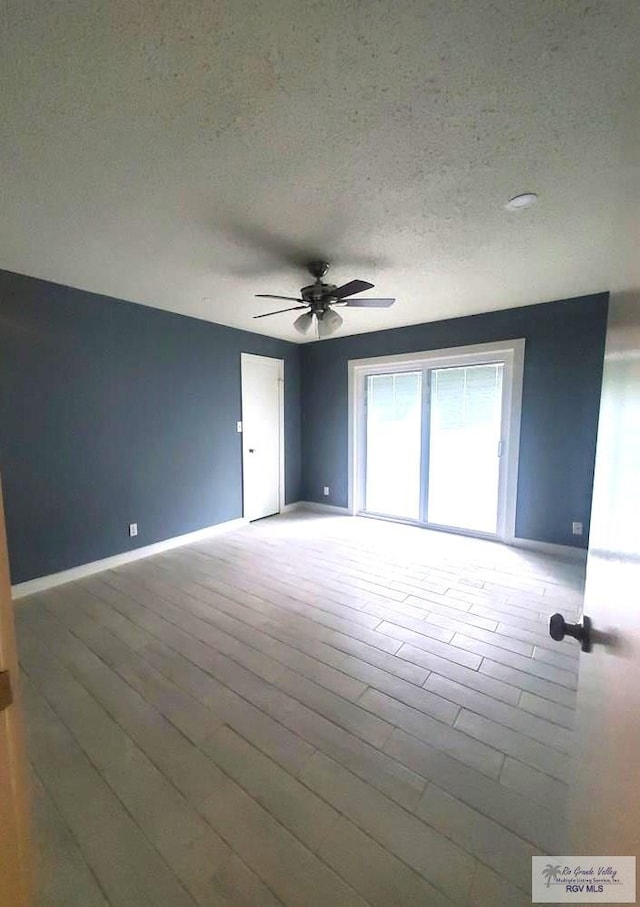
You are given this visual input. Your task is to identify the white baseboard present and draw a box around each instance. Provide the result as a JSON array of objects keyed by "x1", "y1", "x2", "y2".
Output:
[
  {"x1": 510, "y1": 536, "x2": 587, "y2": 562},
  {"x1": 287, "y1": 505, "x2": 587, "y2": 561},
  {"x1": 285, "y1": 504, "x2": 586, "y2": 560},
  {"x1": 280, "y1": 502, "x2": 304, "y2": 514},
  {"x1": 12, "y1": 517, "x2": 247, "y2": 600},
  {"x1": 296, "y1": 501, "x2": 351, "y2": 516},
  {"x1": 292, "y1": 505, "x2": 586, "y2": 564}
]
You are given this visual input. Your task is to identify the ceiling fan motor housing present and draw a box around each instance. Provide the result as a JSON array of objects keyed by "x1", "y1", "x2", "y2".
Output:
[
  {"x1": 252, "y1": 260, "x2": 394, "y2": 328},
  {"x1": 307, "y1": 260, "x2": 330, "y2": 280},
  {"x1": 300, "y1": 282, "x2": 337, "y2": 311}
]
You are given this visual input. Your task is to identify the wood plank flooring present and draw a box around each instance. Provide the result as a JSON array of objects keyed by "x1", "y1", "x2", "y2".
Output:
[{"x1": 15, "y1": 512, "x2": 585, "y2": 907}]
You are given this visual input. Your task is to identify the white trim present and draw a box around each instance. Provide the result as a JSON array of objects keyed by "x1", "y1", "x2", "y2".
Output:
[
  {"x1": 240, "y1": 353, "x2": 286, "y2": 519},
  {"x1": 279, "y1": 503, "x2": 586, "y2": 561},
  {"x1": 11, "y1": 507, "x2": 583, "y2": 601},
  {"x1": 273, "y1": 502, "x2": 587, "y2": 561},
  {"x1": 347, "y1": 362, "x2": 357, "y2": 515},
  {"x1": 502, "y1": 342, "x2": 524, "y2": 545},
  {"x1": 348, "y1": 340, "x2": 525, "y2": 372},
  {"x1": 510, "y1": 537, "x2": 587, "y2": 562},
  {"x1": 278, "y1": 362, "x2": 285, "y2": 514},
  {"x1": 11, "y1": 518, "x2": 247, "y2": 599},
  {"x1": 356, "y1": 509, "x2": 585, "y2": 561},
  {"x1": 280, "y1": 502, "x2": 303, "y2": 513},
  {"x1": 297, "y1": 501, "x2": 351, "y2": 515},
  {"x1": 348, "y1": 339, "x2": 525, "y2": 542},
  {"x1": 280, "y1": 502, "x2": 586, "y2": 559}
]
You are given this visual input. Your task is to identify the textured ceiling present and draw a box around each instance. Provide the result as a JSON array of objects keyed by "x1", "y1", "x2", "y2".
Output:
[{"x1": 1, "y1": 1, "x2": 639, "y2": 341}]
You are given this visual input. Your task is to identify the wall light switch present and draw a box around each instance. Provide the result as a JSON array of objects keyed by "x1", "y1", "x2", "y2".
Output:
[
  {"x1": 236, "y1": 421, "x2": 243, "y2": 433},
  {"x1": 129, "y1": 523, "x2": 138, "y2": 538}
]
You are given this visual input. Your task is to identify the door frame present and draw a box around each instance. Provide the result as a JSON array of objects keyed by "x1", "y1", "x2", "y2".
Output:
[
  {"x1": 0, "y1": 477, "x2": 32, "y2": 907},
  {"x1": 240, "y1": 353, "x2": 285, "y2": 520},
  {"x1": 347, "y1": 339, "x2": 525, "y2": 541}
]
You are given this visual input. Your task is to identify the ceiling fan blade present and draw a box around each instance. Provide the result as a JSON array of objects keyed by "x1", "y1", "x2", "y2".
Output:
[
  {"x1": 344, "y1": 298, "x2": 396, "y2": 308},
  {"x1": 331, "y1": 279, "x2": 375, "y2": 299},
  {"x1": 253, "y1": 306, "x2": 308, "y2": 319},
  {"x1": 255, "y1": 294, "x2": 305, "y2": 302}
]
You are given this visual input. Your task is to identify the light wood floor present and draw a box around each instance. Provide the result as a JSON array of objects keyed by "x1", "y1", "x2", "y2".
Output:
[{"x1": 16, "y1": 512, "x2": 584, "y2": 907}]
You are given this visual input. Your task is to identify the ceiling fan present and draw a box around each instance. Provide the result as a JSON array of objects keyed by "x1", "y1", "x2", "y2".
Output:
[{"x1": 253, "y1": 261, "x2": 395, "y2": 337}]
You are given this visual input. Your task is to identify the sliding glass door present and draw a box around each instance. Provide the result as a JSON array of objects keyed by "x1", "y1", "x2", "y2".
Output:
[
  {"x1": 355, "y1": 342, "x2": 521, "y2": 540},
  {"x1": 427, "y1": 363, "x2": 504, "y2": 534},
  {"x1": 365, "y1": 372, "x2": 422, "y2": 520}
]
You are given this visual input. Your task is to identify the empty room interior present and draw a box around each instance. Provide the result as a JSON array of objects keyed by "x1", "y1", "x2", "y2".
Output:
[{"x1": 1, "y1": 2, "x2": 639, "y2": 906}]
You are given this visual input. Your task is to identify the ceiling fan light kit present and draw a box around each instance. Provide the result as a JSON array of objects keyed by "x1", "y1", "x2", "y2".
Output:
[
  {"x1": 293, "y1": 311, "x2": 314, "y2": 334},
  {"x1": 253, "y1": 261, "x2": 396, "y2": 339},
  {"x1": 318, "y1": 308, "x2": 343, "y2": 338}
]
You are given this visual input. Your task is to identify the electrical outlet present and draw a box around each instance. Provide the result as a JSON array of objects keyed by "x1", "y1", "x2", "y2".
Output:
[
  {"x1": 572, "y1": 521, "x2": 583, "y2": 535},
  {"x1": 323, "y1": 486, "x2": 330, "y2": 496},
  {"x1": 129, "y1": 522, "x2": 138, "y2": 538}
]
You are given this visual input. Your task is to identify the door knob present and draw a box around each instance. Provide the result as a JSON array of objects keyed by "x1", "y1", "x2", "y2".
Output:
[
  {"x1": 248, "y1": 448, "x2": 256, "y2": 453},
  {"x1": 549, "y1": 613, "x2": 592, "y2": 653}
]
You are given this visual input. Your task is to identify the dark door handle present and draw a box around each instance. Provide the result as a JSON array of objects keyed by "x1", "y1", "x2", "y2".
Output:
[
  {"x1": 549, "y1": 613, "x2": 592, "y2": 652},
  {"x1": 248, "y1": 448, "x2": 256, "y2": 453}
]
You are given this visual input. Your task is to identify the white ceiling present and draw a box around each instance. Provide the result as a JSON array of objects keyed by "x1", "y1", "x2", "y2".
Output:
[{"x1": 1, "y1": 1, "x2": 638, "y2": 342}]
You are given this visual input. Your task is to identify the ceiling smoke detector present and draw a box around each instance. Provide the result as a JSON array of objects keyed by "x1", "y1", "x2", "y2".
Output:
[{"x1": 504, "y1": 192, "x2": 538, "y2": 211}]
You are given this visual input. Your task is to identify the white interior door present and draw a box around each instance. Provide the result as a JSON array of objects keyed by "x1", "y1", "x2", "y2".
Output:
[
  {"x1": 241, "y1": 354, "x2": 283, "y2": 522},
  {"x1": 564, "y1": 293, "x2": 640, "y2": 863}
]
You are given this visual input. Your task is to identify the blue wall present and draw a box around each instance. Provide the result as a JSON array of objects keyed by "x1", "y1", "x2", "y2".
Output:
[
  {"x1": 0, "y1": 269, "x2": 301, "y2": 583},
  {"x1": 300, "y1": 294, "x2": 608, "y2": 549},
  {"x1": 0, "y1": 272, "x2": 608, "y2": 584}
]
